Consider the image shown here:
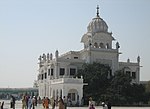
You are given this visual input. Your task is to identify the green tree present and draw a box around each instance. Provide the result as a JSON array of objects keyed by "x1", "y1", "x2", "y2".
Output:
[
  {"x1": 108, "y1": 70, "x2": 132, "y2": 105},
  {"x1": 76, "y1": 63, "x2": 150, "y2": 105},
  {"x1": 130, "y1": 84, "x2": 147, "y2": 104},
  {"x1": 146, "y1": 81, "x2": 150, "y2": 92},
  {"x1": 145, "y1": 81, "x2": 150, "y2": 104},
  {"x1": 76, "y1": 62, "x2": 112, "y2": 104},
  {"x1": 109, "y1": 70, "x2": 148, "y2": 105}
]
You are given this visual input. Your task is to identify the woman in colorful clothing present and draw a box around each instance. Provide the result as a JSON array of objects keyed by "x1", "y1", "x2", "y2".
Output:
[
  {"x1": 44, "y1": 97, "x2": 49, "y2": 109},
  {"x1": 89, "y1": 104, "x2": 95, "y2": 109}
]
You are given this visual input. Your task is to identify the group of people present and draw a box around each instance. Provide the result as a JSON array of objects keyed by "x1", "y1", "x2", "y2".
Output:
[
  {"x1": 89, "y1": 97, "x2": 111, "y2": 109},
  {"x1": 8, "y1": 95, "x2": 112, "y2": 109},
  {"x1": 42, "y1": 97, "x2": 50, "y2": 109},
  {"x1": 9, "y1": 95, "x2": 38, "y2": 109},
  {"x1": 101, "y1": 102, "x2": 111, "y2": 109},
  {"x1": 41, "y1": 96, "x2": 68, "y2": 109},
  {"x1": 21, "y1": 95, "x2": 37, "y2": 109}
]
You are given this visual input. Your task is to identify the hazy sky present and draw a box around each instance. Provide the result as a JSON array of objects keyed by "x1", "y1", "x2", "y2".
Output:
[{"x1": 0, "y1": 0, "x2": 150, "y2": 88}]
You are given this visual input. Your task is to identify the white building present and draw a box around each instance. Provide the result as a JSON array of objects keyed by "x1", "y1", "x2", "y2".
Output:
[{"x1": 37, "y1": 6, "x2": 140, "y2": 105}]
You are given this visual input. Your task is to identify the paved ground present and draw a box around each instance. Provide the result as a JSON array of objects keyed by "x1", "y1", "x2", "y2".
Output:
[{"x1": 1, "y1": 100, "x2": 150, "y2": 109}]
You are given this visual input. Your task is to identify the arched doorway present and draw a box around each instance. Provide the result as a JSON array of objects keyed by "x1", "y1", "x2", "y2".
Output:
[{"x1": 67, "y1": 89, "x2": 78, "y2": 106}]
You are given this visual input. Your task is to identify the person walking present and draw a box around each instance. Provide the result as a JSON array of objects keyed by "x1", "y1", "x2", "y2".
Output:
[
  {"x1": 42, "y1": 97, "x2": 46, "y2": 109},
  {"x1": 25, "y1": 95, "x2": 29, "y2": 109},
  {"x1": 1, "y1": 101, "x2": 4, "y2": 109},
  {"x1": 89, "y1": 104, "x2": 95, "y2": 109},
  {"x1": 10, "y1": 95, "x2": 16, "y2": 109},
  {"x1": 63, "y1": 96, "x2": 67, "y2": 109},
  {"x1": 28, "y1": 96, "x2": 32, "y2": 109},
  {"x1": 44, "y1": 97, "x2": 49, "y2": 109},
  {"x1": 32, "y1": 96, "x2": 36, "y2": 109},
  {"x1": 67, "y1": 96, "x2": 71, "y2": 107},
  {"x1": 22, "y1": 95, "x2": 27, "y2": 109},
  {"x1": 50, "y1": 97, "x2": 55, "y2": 109},
  {"x1": 58, "y1": 97, "x2": 64, "y2": 109},
  {"x1": 107, "y1": 101, "x2": 111, "y2": 109},
  {"x1": 89, "y1": 97, "x2": 94, "y2": 108},
  {"x1": 102, "y1": 102, "x2": 108, "y2": 109}
]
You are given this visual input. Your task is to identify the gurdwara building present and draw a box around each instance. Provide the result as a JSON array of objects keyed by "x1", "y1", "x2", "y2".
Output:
[{"x1": 37, "y1": 6, "x2": 140, "y2": 105}]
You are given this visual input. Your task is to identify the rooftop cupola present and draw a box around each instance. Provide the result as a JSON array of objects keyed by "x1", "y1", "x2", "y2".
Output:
[{"x1": 87, "y1": 5, "x2": 108, "y2": 33}]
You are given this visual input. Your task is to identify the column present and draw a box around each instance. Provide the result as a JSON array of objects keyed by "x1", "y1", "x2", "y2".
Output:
[{"x1": 54, "y1": 63, "x2": 59, "y2": 79}]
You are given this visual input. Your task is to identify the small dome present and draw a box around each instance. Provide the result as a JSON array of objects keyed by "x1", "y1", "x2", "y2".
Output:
[
  {"x1": 87, "y1": 16, "x2": 108, "y2": 33},
  {"x1": 87, "y1": 6, "x2": 108, "y2": 33}
]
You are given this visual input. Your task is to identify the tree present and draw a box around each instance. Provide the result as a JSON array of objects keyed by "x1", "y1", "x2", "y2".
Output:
[
  {"x1": 76, "y1": 63, "x2": 150, "y2": 105},
  {"x1": 108, "y1": 69, "x2": 132, "y2": 105},
  {"x1": 76, "y1": 62, "x2": 112, "y2": 104},
  {"x1": 146, "y1": 81, "x2": 150, "y2": 92},
  {"x1": 109, "y1": 70, "x2": 148, "y2": 105},
  {"x1": 145, "y1": 81, "x2": 150, "y2": 104}
]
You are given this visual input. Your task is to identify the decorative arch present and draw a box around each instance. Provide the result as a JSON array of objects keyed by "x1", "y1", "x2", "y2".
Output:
[
  {"x1": 100, "y1": 43, "x2": 105, "y2": 48},
  {"x1": 94, "y1": 42, "x2": 98, "y2": 48},
  {"x1": 68, "y1": 89, "x2": 78, "y2": 102},
  {"x1": 123, "y1": 67, "x2": 131, "y2": 76}
]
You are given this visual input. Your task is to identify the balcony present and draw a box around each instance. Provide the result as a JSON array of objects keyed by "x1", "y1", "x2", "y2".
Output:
[{"x1": 50, "y1": 77, "x2": 83, "y2": 84}]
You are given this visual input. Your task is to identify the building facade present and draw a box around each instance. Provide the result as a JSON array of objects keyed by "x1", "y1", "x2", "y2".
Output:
[{"x1": 37, "y1": 6, "x2": 140, "y2": 105}]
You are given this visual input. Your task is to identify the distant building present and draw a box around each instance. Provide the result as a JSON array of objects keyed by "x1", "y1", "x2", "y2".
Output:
[{"x1": 37, "y1": 6, "x2": 140, "y2": 105}]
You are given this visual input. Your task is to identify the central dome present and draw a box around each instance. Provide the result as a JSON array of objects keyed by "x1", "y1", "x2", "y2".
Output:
[{"x1": 87, "y1": 6, "x2": 108, "y2": 33}]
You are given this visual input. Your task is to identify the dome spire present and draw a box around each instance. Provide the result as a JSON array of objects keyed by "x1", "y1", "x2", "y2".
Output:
[
  {"x1": 96, "y1": 5, "x2": 100, "y2": 17},
  {"x1": 87, "y1": 5, "x2": 108, "y2": 33}
]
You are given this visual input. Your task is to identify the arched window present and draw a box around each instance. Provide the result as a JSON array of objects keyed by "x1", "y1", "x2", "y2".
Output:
[
  {"x1": 100, "y1": 43, "x2": 105, "y2": 48},
  {"x1": 94, "y1": 42, "x2": 98, "y2": 48},
  {"x1": 68, "y1": 89, "x2": 78, "y2": 101}
]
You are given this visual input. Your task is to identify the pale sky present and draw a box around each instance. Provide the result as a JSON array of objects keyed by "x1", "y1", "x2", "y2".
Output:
[{"x1": 0, "y1": 0, "x2": 150, "y2": 88}]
